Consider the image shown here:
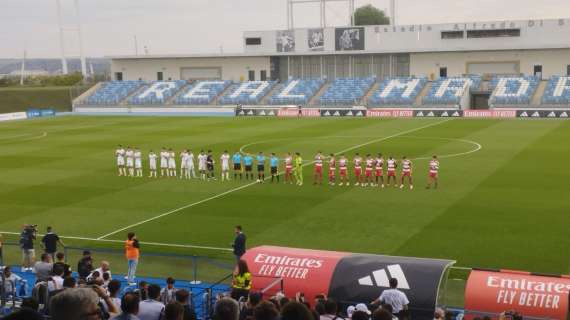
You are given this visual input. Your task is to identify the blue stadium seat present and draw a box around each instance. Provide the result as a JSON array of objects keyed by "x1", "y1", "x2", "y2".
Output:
[
  {"x1": 541, "y1": 76, "x2": 570, "y2": 105},
  {"x1": 318, "y1": 77, "x2": 375, "y2": 106},
  {"x1": 218, "y1": 81, "x2": 277, "y2": 105},
  {"x1": 128, "y1": 81, "x2": 187, "y2": 105},
  {"x1": 268, "y1": 79, "x2": 325, "y2": 105},
  {"x1": 174, "y1": 80, "x2": 231, "y2": 105},
  {"x1": 368, "y1": 77, "x2": 427, "y2": 106},
  {"x1": 82, "y1": 81, "x2": 144, "y2": 105},
  {"x1": 422, "y1": 76, "x2": 481, "y2": 106},
  {"x1": 489, "y1": 76, "x2": 539, "y2": 106}
]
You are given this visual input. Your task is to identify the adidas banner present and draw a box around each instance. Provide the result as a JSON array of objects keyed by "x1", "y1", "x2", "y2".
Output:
[
  {"x1": 235, "y1": 108, "x2": 278, "y2": 117},
  {"x1": 516, "y1": 110, "x2": 570, "y2": 118},
  {"x1": 413, "y1": 110, "x2": 463, "y2": 118},
  {"x1": 320, "y1": 109, "x2": 366, "y2": 117},
  {"x1": 242, "y1": 246, "x2": 454, "y2": 320}
]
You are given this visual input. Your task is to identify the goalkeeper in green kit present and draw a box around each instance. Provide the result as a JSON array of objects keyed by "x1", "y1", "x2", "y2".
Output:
[{"x1": 294, "y1": 152, "x2": 303, "y2": 186}]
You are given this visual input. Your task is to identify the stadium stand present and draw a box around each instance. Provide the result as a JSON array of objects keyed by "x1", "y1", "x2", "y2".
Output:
[
  {"x1": 541, "y1": 76, "x2": 570, "y2": 105},
  {"x1": 367, "y1": 77, "x2": 428, "y2": 106},
  {"x1": 268, "y1": 79, "x2": 325, "y2": 105},
  {"x1": 489, "y1": 75, "x2": 539, "y2": 106},
  {"x1": 219, "y1": 81, "x2": 277, "y2": 105},
  {"x1": 175, "y1": 80, "x2": 232, "y2": 105},
  {"x1": 128, "y1": 80, "x2": 187, "y2": 105},
  {"x1": 318, "y1": 77, "x2": 375, "y2": 106},
  {"x1": 422, "y1": 76, "x2": 481, "y2": 106},
  {"x1": 83, "y1": 81, "x2": 143, "y2": 105}
]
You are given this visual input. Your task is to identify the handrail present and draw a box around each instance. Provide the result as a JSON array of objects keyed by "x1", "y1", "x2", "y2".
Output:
[{"x1": 259, "y1": 277, "x2": 283, "y2": 295}]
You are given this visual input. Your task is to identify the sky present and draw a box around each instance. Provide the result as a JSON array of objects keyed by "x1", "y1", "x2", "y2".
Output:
[{"x1": 0, "y1": 0, "x2": 569, "y2": 59}]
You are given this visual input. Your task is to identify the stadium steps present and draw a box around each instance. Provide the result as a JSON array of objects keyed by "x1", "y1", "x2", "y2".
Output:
[
  {"x1": 166, "y1": 81, "x2": 194, "y2": 105},
  {"x1": 72, "y1": 82, "x2": 103, "y2": 106},
  {"x1": 120, "y1": 85, "x2": 149, "y2": 105},
  {"x1": 531, "y1": 80, "x2": 548, "y2": 106},
  {"x1": 363, "y1": 82, "x2": 381, "y2": 106},
  {"x1": 211, "y1": 83, "x2": 235, "y2": 105},
  {"x1": 260, "y1": 82, "x2": 284, "y2": 105},
  {"x1": 414, "y1": 81, "x2": 432, "y2": 106},
  {"x1": 308, "y1": 81, "x2": 332, "y2": 105}
]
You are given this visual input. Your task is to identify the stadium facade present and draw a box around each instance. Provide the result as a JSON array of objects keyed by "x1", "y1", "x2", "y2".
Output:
[{"x1": 110, "y1": 18, "x2": 570, "y2": 82}]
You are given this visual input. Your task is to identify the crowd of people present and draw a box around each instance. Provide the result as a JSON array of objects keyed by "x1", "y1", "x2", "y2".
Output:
[{"x1": 115, "y1": 146, "x2": 441, "y2": 190}]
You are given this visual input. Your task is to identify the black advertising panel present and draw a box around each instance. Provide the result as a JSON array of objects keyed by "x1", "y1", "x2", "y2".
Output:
[
  {"x1": 517, "y1": 110, "x2": 569, "y2": 118},
  {"x1": 328, "y1": 254, "x2": 454, "y2": 320},
  {"x1": 414, "y1": 110, "x2": 463, "y2": 117},
  {"x1": 320, "y1": 109, "x2": 366, "y2": 117},
  {"x1": 235, "y1": 108, "x2": 278, "y2": 117},
  {"x1": 335, "y1": 27, "x2": 365, "y2": 51}
]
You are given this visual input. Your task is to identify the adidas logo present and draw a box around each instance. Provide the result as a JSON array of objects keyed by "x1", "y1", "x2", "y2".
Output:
[
  {"x1": 520, "y1": 112, "x2": 528, "y2": 117},
  {"x1": 416, "y1": 111, "x2": 424, "y2": 117},
  {"x1": 427, "y1": 111, "x2": 435, "y2": 117},
  {"x1": 441, "y1": 111, "x2": 449, "y2": 117},
  {"x1": 247, "y1": 110, "x2": 254, "y2": 115},
  {"x1": 357, "y1": 264, "x2": 410, "y2": 289},
  {"x1": 356, "y1": 111, "x2": 363, "y2": 117},
  {"x1": 238, "y1": 110, "x2": 245, "y2": 115},
  {"x1": 268, "y1": 110, "x2": 275, "y2": 116},
  {"x1": 346, "y1": 111, "x2": 354, "y2": 116},
  {"x1": 452, "y1": 111, "x2": 460, "y2": 117},
  {"x1": 333, "y1": 111, "x2": 341, "y2": 116},
  {"x1": 259, "y1": 110, "x2": 267, "y2": 116},
  {"x1": 547, "y1": 111, "x2": 556, "y2": 118},
  {"x1": 324, "y1": 111, "x2": 331, "y2": 116},
  {"x1": 531, "y1": 111, "x2": 540, "y2": 118},
  {"x1": 560, "y1": 112, "x2": 568, "y2": 118}
]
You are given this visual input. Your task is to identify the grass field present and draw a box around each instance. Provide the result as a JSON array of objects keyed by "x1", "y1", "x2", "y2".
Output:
[
  {"x1": 0, "y1": 116, "x2": 569, "y2": 283},
  {"x1": 0, "y1": 86, "x2": 72, "y2": 113}
]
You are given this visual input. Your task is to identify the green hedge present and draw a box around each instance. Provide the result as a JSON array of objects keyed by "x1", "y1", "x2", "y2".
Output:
[{"x1": 0, "y1": 86, "x2": 72, "y2": 113}]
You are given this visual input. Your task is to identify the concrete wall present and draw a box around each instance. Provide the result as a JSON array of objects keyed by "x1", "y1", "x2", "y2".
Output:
[
  {"x1": 410, "y1": 49, "x2": 570, "y2": 79},
  {"x1": 111, "y1": 57, "x2": 270, "y2": 82}
]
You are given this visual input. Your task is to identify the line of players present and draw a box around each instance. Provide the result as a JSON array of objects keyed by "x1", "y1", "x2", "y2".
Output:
[{"x1": 114, "y1": 145, "x2": 440, "y2": 189}]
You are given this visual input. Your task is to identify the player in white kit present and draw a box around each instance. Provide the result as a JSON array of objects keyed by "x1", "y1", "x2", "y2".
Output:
[
  {"x1": 134, "y1": 147, "x2": 143, "y2": 177},
  {"x1": 180, "y1": 150, "x2": 189, "y2": 179},
  {"x1": 148, "y1": 150, "x2": 158, "y2": 178},
  {"x1": 187, "y1": 149, "x2": 196, "y2": 179},
  {"x1": 168, "y1": 148, "x2": 177, "y2": 177},
  {"x1": 160, "y1": 148, "x2": 169, "y2": 177},
  {"x1": 220, "y1": 150, "x2": 230, "y2": 182},
  {"x1": 198, "y1": 151, "x2": 207, "y2": 180},
  {"x1": 116, "y1": 145, "x2": 126, "y2": 176},
  {"x1": 125, "y1": 147, "x2": 135, "y2": 177}
]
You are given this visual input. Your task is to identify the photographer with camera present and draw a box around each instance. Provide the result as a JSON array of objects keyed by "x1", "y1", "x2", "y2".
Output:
[{"x1": 19, "y1": 224, "x2": 37, "y2": 271}]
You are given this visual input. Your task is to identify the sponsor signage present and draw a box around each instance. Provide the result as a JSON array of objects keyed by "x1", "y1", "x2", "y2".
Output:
[
  {"x1": 414, "y1": 110, "x2": 463, "y2": 117},
  {"x1": 517, "y1": 110, "x2": 570, "y2": 118},
  {"x1": 277, "y1": 108, "x2": 320, "y2": 117},
  {"x1": 27, "y1": 108, "x2": 56, "y2": 118},
  {"x1": 464, "y1": 270, "x2": 570, "y2": 320},
  {"x1": 463, "y1": 109, "x2": 516, "y2": 118},
  {"x1": 243, "y1": 246, "x2": 454, "y2": 320},
  {"x1": 320, "y1": 109, "x2": 365, "y2": 117},
  {"x1": 235, "y1": 108, "x2": 278, "y2": 117},
  {"x1": 367, "y1": 109, "x2": 414, "y2": 118},
  {"x1": 0, "y1": 112, "x2": 28, "y2": 122}
]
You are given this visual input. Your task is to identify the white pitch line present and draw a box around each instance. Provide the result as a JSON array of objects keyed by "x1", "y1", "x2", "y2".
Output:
[
  {"x1": 0, "y1": 231, "x2": 231, "y2": 252},
  {"x1": 97, "y1": 119, "x2": 452, "y2": 240}
]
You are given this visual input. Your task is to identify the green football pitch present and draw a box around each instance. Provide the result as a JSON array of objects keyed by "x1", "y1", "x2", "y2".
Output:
[{"x1": 0, "y1": 116, "x2": 568, "y2": 281}]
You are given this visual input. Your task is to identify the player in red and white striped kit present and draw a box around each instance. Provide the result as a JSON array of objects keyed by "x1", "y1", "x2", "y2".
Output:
[
  {"x1": 386, "y1": 156, "x2": 398, "y2": 188},
  {"x1": 426, "y1": 155, "x2": 439, "y2": 189},
  {"x1": 313, "y1": 151, "x2": 324, "y2": 185},
  {"x1": 364, "y1": 154, "x2": 374, "y2": 187},
  {"x1": 353, "y1": 153, "x2": 363, "y2": 186},
  {"x1": 375, "y1": 153, "x2": 385, "y2": 188},
  {"x1": 284, "y1": 152, "x2": 294, "y2": 184},
  {"x1": 328, "y1": 154, "x2": 336, "y2": 186},
  {"x1": 400, "y1": 156, "x2": 413, "y2": 190},
  {"x1": 338, "y1": 154, "x2": 349, "y2": 186}
]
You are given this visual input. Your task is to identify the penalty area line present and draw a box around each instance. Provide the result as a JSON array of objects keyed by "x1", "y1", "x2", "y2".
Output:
[{"x1": 97, "y1": 119, "x2": 452, "y2": 240}]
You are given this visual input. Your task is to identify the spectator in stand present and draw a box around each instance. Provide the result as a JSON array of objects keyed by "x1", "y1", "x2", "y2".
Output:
[
  {"x1": 372, "y1": 309, "x2": 393, "y2": 320},
  {"x1": 160, "y1": 277, "x2": 177, "y2": 304},
  {"x1": 33, "y1": 253, "x2": 53, "y2": 282},
  {"x1": 138, "y1": 284, "x2": 165, "y2": 320},
  {"x1": 3, "y1": 308, "x2": 43, "y2": 320},
  {"x1": 77, "y1": 250, "x2": 94, "y2": 280},
  {"x1": 164, "y1": 303, "x2": 185, "y2": 320},
  {"x1": 51, "y1": 286, "x2": 118, "y2": 320},
  {"x1": 113, "y1": 291, "x2": 140, "y2": 320},
  {"x1": 63, "y1": 277, "x2": 77, "y2": 288},
  {"x1": 371, "y1": 278, "x2": 409, "y2": 319},
  {"x1": 19, "y1": 225, "x2": 36, "y2": 271},
  {"x1": 378, "y1": 304, "x2": 397, "y2": 320},
  {"x1": 89, "y1": 260, "x2": 112, "y2": 282},
  {"x1": 104, "y1": 279, "x2": 122, "y2": 314},
  {"x1": 240, "y1": 291, "x2": 262, "y2": 320},
  {"x1": 175, "y1": 289, "x2": 197, "y2": 320},
  {"x1": 281, "y1": 301, "x2": 314, "y2": 320},
  {"x1": 1, "y1": 267, "x2": 26, "y2": 297},
  {"x1": 125, "y1": 232, "x2": 140, "y2": 285},
  {"x1": 232, "y1": 225, "x2": 246, "y2": 261},
  {"x1": 54, "y1": 252, "x2": 72, "y2": 277},
  {"x1": 21, "y1": 297, "x2": 40, "y2": 312},
  {"x1": 351, "y1": 311, "x2": 370, "y2": 320},
  {"x1": 320, "y1": 299, "x2": 342, "y2": 320},
  {"x1": 214, "y1": 298, "x2": 239, "y2": 320},
  {"x1": 254, "y1": 300, "x2": 279, "y2": 320},
  {"x1": 48, "y1": 263, "x2": 65, "y2": 291},
  {"x1": 135, "y1": 281, "x2": 149, "y2": 300},
  {"x1": 41, "y1": 226, "x2": 65, "y2": 259},
  {"x1": 0, "y1": 233, "x2": 4, "y2": 267},
  {"x1": 231, "y1": 259, "x2": 252, "y2": 300}
]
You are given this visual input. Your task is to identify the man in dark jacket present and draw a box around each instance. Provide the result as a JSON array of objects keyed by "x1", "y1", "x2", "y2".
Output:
[
  {"x1": 77, "y1": 250, "x2": 93, "y2": 280},
  {"x1": 232, "y1": 225, "x2": 246, "y2": 261}
]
